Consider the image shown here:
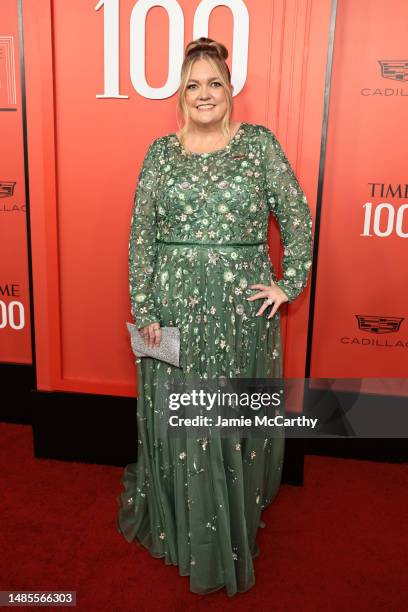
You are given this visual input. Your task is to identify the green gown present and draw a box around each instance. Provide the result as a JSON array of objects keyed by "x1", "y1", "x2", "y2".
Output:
[{"x1": 117, "y1": 122, "x2": 313, "y2": 596}]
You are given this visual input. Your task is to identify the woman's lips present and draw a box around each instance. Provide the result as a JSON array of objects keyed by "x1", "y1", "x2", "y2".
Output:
[{"x1": 197, "y1": 104, "x2": 215, "y2": 111}]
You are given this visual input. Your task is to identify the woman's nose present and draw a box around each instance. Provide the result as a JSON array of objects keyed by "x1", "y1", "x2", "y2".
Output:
[{"x1": 199, "y1": 85, "x2": 211, "y2": 99}]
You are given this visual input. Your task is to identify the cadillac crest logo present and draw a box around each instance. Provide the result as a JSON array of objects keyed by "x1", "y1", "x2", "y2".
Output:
[
  {"x1": 0, "y1": 181, "x2": 16, "y2": 198},
  {"x1": 378, "y1": 60, "x2": 408, "y2": 82},
  {"x1": 355, "y1": 315, "x2": 404, "y2": 334}
]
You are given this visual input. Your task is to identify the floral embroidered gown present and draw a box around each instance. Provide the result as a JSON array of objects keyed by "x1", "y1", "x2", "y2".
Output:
[{"x1": 117, "y1": 122, "x2": 313, "y2": 596}]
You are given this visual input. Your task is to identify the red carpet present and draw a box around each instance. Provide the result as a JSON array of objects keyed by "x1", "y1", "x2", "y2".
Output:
[{"x1": 1, "y1": 423, "x2": 407, "y2": 611}]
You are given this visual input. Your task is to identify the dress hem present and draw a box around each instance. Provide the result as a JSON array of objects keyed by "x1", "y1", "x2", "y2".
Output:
[{"x1": 116, "y1": 510, "x2": 260, "y2": 597}]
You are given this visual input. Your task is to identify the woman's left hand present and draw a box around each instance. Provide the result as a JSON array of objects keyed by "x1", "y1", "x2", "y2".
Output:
[{"x1": 246, "y1": 282, "x2": 289, "y2": 318}]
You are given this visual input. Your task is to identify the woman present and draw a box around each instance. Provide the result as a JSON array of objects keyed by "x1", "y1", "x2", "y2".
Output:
[{"x1": 118, "y1": 37, "x2": 313, "y2": 596}]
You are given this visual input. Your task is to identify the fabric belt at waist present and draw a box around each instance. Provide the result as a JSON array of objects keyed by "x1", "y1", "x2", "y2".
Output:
[{"x1": 157, "y1": 239, "x2": 266, "y2": 247}]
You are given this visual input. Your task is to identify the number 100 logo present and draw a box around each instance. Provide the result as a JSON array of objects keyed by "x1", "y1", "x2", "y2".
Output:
[
  {"x1": 95, "y1": 0, "x2": 249, "y2": 99},
  {"x1": 362, "y1": 203, "x2": 408, "y2": 238},
  {"x1": 0, "y1": 301, "x2": 25, "y2": 330}
]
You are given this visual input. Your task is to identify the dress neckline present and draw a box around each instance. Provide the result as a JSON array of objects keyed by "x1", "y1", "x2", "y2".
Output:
[{"x1": 172, "y1": 122, "x2": 246, "y2": 157}]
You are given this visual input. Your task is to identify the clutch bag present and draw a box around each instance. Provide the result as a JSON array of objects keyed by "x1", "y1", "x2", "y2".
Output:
[{"x1": 126, "y1": 322, "x2": 181, "y2": 368}]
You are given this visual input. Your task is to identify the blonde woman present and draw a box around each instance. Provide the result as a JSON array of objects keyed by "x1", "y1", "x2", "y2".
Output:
[{"x1": 118, "y1": 37, "x2": 313, "y2": 596}]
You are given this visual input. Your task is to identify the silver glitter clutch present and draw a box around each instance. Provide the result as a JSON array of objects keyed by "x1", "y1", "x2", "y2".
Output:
[{"x1": 126, "y1": 322, "x2": 181, "y2": 367}]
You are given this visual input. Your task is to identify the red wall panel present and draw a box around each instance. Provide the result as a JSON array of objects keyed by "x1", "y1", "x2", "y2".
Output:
[
  {"x1": 0, "y1": 0, "x2": 31, "y2": 364},
  {"x1": 22, "y1": 0, "x2": 330, "y2": 395},
  {"x1": 310, "y1": 0, "x2": 408, "y2": 381}
]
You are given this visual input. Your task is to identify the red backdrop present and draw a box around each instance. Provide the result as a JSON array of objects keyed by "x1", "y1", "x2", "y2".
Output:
[
  {"x1": 0, "y1": 0, "x2": 31, "y2": 364},
  {"x1": 311, "y1": 0, "x2": 408, "y2": 381},
  {"x1": 4, "y1": 1, "x2": 404, "y2": 400}
]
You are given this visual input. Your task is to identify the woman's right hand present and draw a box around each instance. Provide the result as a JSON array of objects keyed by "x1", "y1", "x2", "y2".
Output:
[{"x1": 139, "y1": 321, "x2": 162, "y2": 348}]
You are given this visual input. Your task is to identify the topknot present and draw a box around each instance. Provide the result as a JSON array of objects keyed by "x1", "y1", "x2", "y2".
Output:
[{"x1": 184, "y1": 37, "x2": 228, "y2": 61}]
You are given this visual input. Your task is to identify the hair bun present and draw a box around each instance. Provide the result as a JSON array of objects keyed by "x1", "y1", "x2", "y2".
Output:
[{"x1": 184, "y1": 37, "x2": 228, "y2": 61}]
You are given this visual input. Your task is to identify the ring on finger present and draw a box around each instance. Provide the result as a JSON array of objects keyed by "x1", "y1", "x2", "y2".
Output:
[{"x1": 265, "y1": 297, "x2": 273, "y2": 305}]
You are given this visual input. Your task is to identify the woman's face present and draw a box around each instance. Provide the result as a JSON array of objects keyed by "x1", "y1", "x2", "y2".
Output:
[{"x1": 184, "y1": 58, "x2": 232, "y2": 127}]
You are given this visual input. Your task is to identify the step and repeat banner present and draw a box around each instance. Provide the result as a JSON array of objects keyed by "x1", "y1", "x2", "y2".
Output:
[
  {"x1": 311, "y1": 0, "x2": 408, "y2": 388},
  {"x1": 1, "y1": 0, "x2": 405, "y2": 398},
  {"x1": 0, "y1": 0, "x2": 31, "y2": 364}
]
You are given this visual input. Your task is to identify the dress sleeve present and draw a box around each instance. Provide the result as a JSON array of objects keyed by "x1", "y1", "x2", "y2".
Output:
[
  {"x1": 261, "y1": 127, "x2": 313, "y2": 303},
  {"x1": 129, "y1": 139, "x2": 161, "y2": 329}
]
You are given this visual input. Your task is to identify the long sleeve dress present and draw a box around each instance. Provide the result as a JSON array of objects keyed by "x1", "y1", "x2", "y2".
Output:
[{"x1": 117, "y1": 121, "x2": 313, "y2": 596}]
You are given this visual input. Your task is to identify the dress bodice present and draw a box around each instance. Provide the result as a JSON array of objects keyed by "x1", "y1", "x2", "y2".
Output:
[
  {"x1": 154, "y1": 122, "x2": 269, "y2": 245},
  {"x1": 129, "y1": 122, "x2": 313, "y2": 329}
]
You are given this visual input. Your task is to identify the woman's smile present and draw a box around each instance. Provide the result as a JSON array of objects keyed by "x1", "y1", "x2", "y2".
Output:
[{"x1": 197, "y1": 104, "x2": 215, "y2": 111}]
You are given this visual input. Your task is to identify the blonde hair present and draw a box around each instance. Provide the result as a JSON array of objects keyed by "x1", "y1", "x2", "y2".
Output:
[{"x1": 176, "y1": 37, "x2": 233, "y2": 143}]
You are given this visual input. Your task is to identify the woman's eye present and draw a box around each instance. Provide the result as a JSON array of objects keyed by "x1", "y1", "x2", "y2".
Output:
[{"x1": 187, "y1": 82, "x2": 221, "y2": 89}]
